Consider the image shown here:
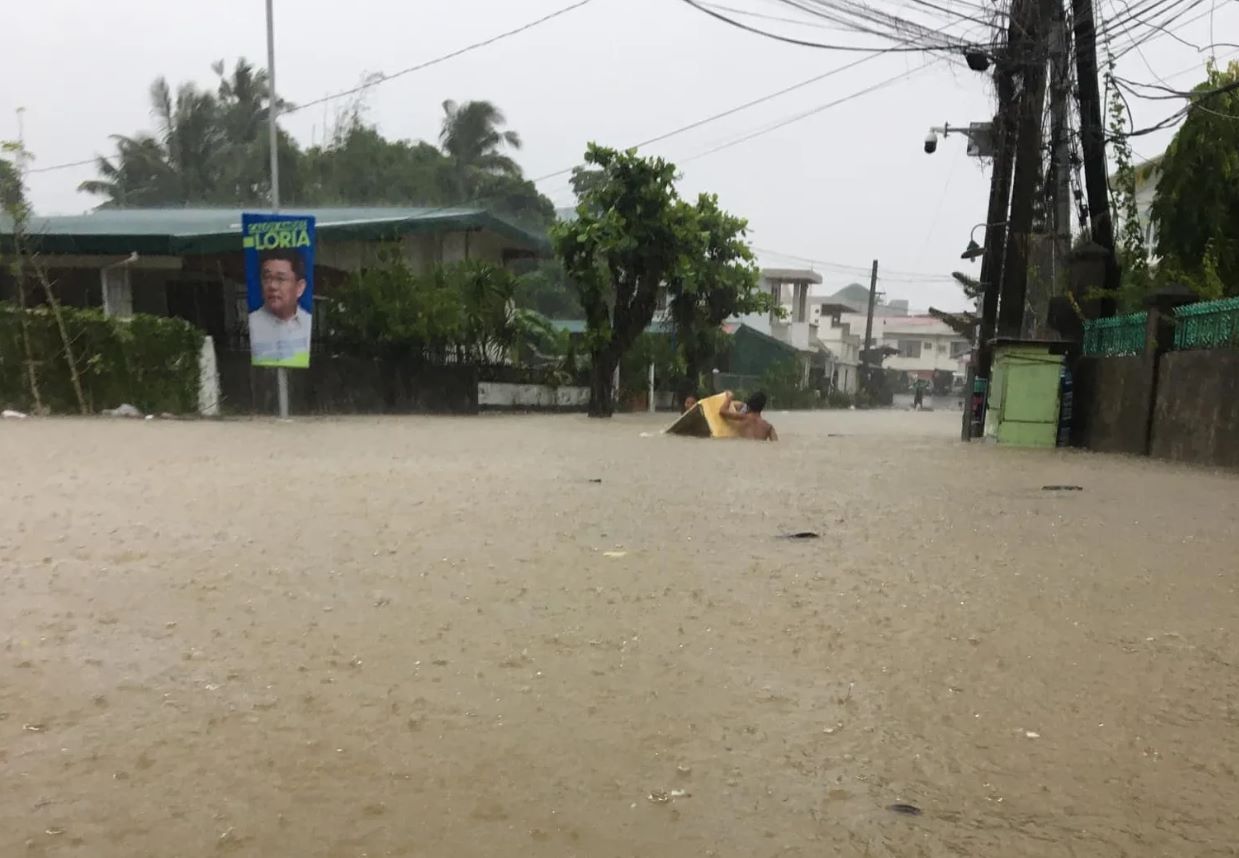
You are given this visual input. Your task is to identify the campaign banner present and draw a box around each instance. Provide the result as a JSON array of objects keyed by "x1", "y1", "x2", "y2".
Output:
[{"x1": 243, "y1": 212, "x2": 316, "y2": 368}]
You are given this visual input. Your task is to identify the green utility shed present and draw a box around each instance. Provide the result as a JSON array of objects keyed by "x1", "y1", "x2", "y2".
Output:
[{"x1": 983, "y1": 339, "x2": 1069, "y2": 447}]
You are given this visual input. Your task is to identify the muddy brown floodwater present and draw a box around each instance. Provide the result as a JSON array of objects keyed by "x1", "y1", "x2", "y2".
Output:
[{"x1": 2, "y1": 410, "x2": 1238, "y2": 857}]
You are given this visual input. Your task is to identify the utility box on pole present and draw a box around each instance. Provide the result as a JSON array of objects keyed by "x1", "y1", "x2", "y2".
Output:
[{"x1": 984, "y1": 338, "x2": 1070, "y2": 446}]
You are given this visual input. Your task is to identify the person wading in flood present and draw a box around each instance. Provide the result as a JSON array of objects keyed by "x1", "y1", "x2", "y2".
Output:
[{"x1": 718, "y1": 390, "x2": 778, "y2": 441}]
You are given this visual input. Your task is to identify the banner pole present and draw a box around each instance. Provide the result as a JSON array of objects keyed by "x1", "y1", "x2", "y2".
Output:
[{"x1": 265, "y1": 0, "x2": 289, "y2": 419}]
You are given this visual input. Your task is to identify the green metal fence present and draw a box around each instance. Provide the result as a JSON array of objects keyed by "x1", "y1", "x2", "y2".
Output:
[
  {"x1": 1082, "y1": 311, "x2": 1148, "y2": 356},
  {"x1": 1173, "y1": 296, "x2": 1239, "y2": 350}
]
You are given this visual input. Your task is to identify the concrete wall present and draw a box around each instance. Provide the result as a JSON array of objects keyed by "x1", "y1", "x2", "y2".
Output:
[
  {"x1": 198, "y1": 336, "x2": 221, "y2": 416},
  {"x1": 1070, "y1": 355, "x2": 1152, "y2": 455},
  {"x1": 1150, "y1": 350, "x2": 1239, "y2": 469},
  {"x1": 216, "y1": 351, "x2": 478, "y2": 415},
  {"x1": 478, "y1": 381, "x2": 589, "y2": 410}
]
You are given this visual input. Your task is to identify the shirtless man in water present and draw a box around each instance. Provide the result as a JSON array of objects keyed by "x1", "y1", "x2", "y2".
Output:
[{"x1": 719, "y1": 390, "x2": 778, "y2": 441}]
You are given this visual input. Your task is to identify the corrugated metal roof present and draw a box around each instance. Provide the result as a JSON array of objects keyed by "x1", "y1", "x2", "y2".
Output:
[{"x1": 0, "y1": 206, "x2": 549, "y2": 256}]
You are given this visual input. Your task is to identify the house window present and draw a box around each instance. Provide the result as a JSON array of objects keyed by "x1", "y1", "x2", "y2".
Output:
[
  {"x1": 897, "y1": 340, "x2": 922, "y2": 358},
  {"x1": 950, "y1": 341, "x2": 969, "y2": 358}
]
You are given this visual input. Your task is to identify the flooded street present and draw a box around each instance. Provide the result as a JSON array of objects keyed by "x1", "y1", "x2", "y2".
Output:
[{"x1": 3, "y1": 410, "x2": 1238, "y2": 857}]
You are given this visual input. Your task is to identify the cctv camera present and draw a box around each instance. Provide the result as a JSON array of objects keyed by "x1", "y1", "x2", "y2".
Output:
[{"x1": 924, "y1": 131, "x2": 938, "y2": 154}]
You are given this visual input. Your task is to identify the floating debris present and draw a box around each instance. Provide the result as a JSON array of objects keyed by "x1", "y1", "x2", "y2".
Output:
[
  {"x1": 648, "y1": 789, "x2": 691, "y2": 803},
  {"x1": 602, "y1": 551, "x2": 628, "y2": 558},
  {"x1": 1025, "y1": 730, "x2": 1041, "y2": 739},
  {"x1": 780, "y1": 531, "x2": 820, "y2": 540},
  {"x1": 887, "y1": 803, "x2": 922, "y2": 816},
  {"x1": 1041, "y1": 485, "x2": 1083, "y2": 492}
]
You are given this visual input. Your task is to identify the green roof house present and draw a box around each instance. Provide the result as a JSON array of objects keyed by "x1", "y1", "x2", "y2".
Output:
[{"x1": 0, "y1": 206, "x2": 548, "y2": 350}]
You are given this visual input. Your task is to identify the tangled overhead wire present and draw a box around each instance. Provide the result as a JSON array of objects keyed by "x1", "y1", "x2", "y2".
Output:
[{"x1": 677, "y1": 0, "x2": 1000, "y2": 53}]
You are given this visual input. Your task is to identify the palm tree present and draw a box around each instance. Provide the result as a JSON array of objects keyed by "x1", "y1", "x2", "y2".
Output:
[
  {"x1": 212, "y1": 58, "x2": 294, "y2": 203},
  {"x1": 79, "y1": 134, "x2": 181, "y2": 207},
  {"x1": 80, "y1": 60, "x2": 288, "y2": 208},
  {"x1": 438, "y1": 100, "x2": 523, "y2": 200},
  {"x1": 79, "y1": 76, "x2": 222, "y2": 206}
]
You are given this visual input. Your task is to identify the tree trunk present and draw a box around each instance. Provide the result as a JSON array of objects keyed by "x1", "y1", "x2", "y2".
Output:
[
  {"x1": 678, "y1": 351, "x2": 702, "y2": 409},
  {"x1": 17, "y1": 233, "x2": 87, "y2": 414},
  {"x1": 588, "y1": 348, "x2": 616, "y2": 418},
  {"x1": 12, "y1": 263, "x2": 43, "y2": 413}
]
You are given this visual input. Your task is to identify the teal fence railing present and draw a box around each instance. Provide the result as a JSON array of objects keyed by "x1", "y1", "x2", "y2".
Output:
[
  {"x1": 1173, "y1": 296, "x2": 1239, "y2": 350},
  {"x1": 1082, "y1": 311, "x2": 1148, "y2": 356}
]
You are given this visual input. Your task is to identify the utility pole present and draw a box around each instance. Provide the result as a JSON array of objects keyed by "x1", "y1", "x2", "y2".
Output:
[
  {"x1": 997, "y1": 0, "x2": 1051, "y2": 338},
  {"x1": 1047, "y1": 1, "x2": 1073, "y2": 328},
  {"x1": 1072, "y1": 0, "x2": 1118, "y2": 313},
  {"x1": 265, "y1": 0, "x2": 289, "y2": 419},
  {"x1": 862, "y1": 259, "x2": 879, "y2": 397},
  {"x1": 965, "y1": 0, "x2": 1026, "y2": 439}
]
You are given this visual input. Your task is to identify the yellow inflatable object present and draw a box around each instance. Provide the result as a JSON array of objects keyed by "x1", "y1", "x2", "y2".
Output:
[{"x1": 664, "y1": 393, "x2": 742, "y2": 438}]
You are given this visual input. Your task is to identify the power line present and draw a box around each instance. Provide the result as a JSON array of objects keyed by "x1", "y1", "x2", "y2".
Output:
[
  {"x1": 702, "y1": 2, "x2": 841, "y2": 29},
  {"x1": 286, "y1": 0, "x2": 598, "y2": 116},
  {"x1": 20, "y1": 0, "x2": 599, "y2": 178},
  {"x1": 531, "y1": 47, "x2": 920, "y2": 183},
  {"x1": 1112, "y1": 0, "x2": 1216, "y2": 58},
  {"x1": 680, "y1": 60, "x2": 936, "y2": 163},
  {"x1": 754, "y1": 246, "x2": 960, "y2": 280},
  {"x1": 1108, "y1": 76, "x2": 1239, "y2": 139},
  {"x1": 675, "y1": 0, "x2": 975, "y2": 51},
  {"x1": 26, "y1": 157, "x2": 97, "y2": 176},
  {"x1": 1113, "y1": 71, "x2": 1239, "y2": 100}
]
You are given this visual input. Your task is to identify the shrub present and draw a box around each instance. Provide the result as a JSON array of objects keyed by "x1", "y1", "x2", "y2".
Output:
[
  {"x1": 826, "y1": 389, "x2": 853, "y2": 409},
  {"x1": 0, "y1": 304, "x2": 204, "y2": 413}
]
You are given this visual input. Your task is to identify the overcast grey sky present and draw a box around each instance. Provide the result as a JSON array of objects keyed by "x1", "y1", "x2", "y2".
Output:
[{"x1": 4, "y1": 0, "x2": 1235, "y2": 311}]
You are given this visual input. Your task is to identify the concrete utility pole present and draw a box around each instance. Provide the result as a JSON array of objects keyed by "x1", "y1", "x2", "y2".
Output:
[
  {"x1": 1049, "y1": 3, "x2": 1073, "y2": 302},
  {"x1": 997, "y1": 0, "x2": 1052, "y2": 338},
  {"x1": 265, "y1": 0, "x2": 289, "y2": 419},
  {"x1": 964, "y1": 0, "x2": 1025, "y2": 439},
  {"x1": 1073, "y1": 0, "x2": 1119, "y2": 314},
  {"x1": 863, "y1": 259, "x2": 879, "y2": 396}
]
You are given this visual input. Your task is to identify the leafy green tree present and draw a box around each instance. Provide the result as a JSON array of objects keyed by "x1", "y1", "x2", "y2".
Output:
[
  {"x1": 454, "y1": 259, "x2": 519, "y2": 365},
  {"x1": 439, "y1": 100, "x2": 522, "y2": 196},
  {"x1": 928, "y1": 272, "x2": 981, "y2": 338},
  {"x1": 299, "y1": 118, "x2": 452, "y2": 205},
  {"x1": 513, "y1": 260, "x2": 582, "y2": 318},
  {"x1": 553, "y1": 145, "x2": 691, "y2": 417},
  {"x1": 211, "y1": 58, "x2": 300, "y2": 204},
  {"x1": 0, "y1": 156, "x2": 23, "y2": 214},
  {"x1": 666, "y1": 193, "x2": 765, "y2": 405},
  {"x1": 1150, "y1": 61, "x2": 1239, "y2": 295},
  {"x1": 325, "y1": 252, "x2": 533, "y2": 367},
  {"x1": 78, "y1": 62, "x2": 556, "y2": 232},
  {"x1": 467, "y1": 171, "x2": 555, "y2": 232},
  {"x1": 510, "y1": 308, "x2": 570, "y2": 370}
]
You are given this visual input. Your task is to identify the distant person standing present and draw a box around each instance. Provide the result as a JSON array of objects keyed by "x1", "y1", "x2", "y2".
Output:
[{"x1": 913, "y1": 380, "x2": 925, "y2": 410}]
